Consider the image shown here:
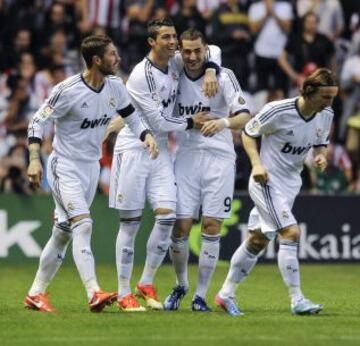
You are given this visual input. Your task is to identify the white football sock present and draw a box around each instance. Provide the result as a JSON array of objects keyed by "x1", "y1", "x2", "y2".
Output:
[
  {"x1": 277, "y1": 240, "x2": 303, "y2": 302},
  {"x1": 139, "y1": 214, "x2": 175, "y2": 285},
  {"x1": 116, "y1": 220, "x2": 141, "y2": 297},
  {"x1": 195, "y1": 234, "x2": 220, "y2": 299},
  {"x1": 219, "y1": 240, "x2": 258, "y2": 298},
  {"x1": 72, "y1": 219, "x2": 100, "y2": 300},
  {"x1": 169, "y1": 235, "x2": 189, "y2": 289},
  {"x1": 29, "y1": 223, "x2": 72, "y2": 296}
]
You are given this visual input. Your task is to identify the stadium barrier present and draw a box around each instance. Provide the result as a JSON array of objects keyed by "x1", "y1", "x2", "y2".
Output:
[{"x1": 1, "y1": 193, "x2": 359, "y2": 264}]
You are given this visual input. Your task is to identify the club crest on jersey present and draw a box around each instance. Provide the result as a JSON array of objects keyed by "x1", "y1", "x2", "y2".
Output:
[
  {"x1": 172, "y1": 72, "x2": 179, "y2": 81},
  {"x1": 238, "y1": 96, "x2": 246, "y2": 105},
  {"x1": 117, "y1": 194, "x2": 123, "y2": 203},
  {"x1": 67, "y1": 202, "x2": 75, "y2": 211},
  {"x1": 39, "y1": 104, "x2": 54, "y2": 119},
  {"x1": 151, "y1": 92, "x2": 160, "y2": 105},
  {"x1": 108, "y1": 97, "x2": 116, "y2": 108},
  {"x1": 316, "y1": 127, "x2": 323, "y2": 139}
]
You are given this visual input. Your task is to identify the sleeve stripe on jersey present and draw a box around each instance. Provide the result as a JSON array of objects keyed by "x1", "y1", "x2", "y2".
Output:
[
  {"x1": 145, "y1": 60, "x2": 156, "y2": 92},
  {"x1": 261, "y1": 184, "x2": 282, "y2": 229},
  {"x1": 223, "y1": 69, "x2": 240, "y2": 92},
  {"x1": 259, "y1": 102, "x2": 295, "y2": 123},
  {"x1": 48, "y1": 76, "x2": 81, "y2": 107}
]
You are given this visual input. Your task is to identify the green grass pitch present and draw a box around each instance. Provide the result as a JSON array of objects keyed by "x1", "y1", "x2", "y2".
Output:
[{"x1": 1, "y1": 263, "x2": 360, "y2": 346}]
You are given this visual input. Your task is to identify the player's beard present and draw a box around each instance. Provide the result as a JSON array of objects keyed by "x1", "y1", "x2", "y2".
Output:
[{"x1": 98, "y1": 63, "x2": 116, "y2": 76}]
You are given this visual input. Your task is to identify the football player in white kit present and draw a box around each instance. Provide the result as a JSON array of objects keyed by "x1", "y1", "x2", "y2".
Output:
[
  {"x1": 109, "y1": 18, "x2": 221, "y2": 311},
  {"x1": 24, "y1": 35, "x2": 158, "y2": 313},
  {"x1": 163, "y1": 28, "x2": 251, "y2": 312},
  {"x1": 215, "y1": 68, "x2": 338, "y2": 316}
]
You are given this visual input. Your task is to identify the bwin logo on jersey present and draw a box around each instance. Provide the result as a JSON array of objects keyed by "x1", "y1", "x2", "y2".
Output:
[
  {"x1": 162, "y1": 89, "x2": 177, "y2": 108},
  {"x1": 281, "y1": 142, "x2": 312, "y2": 155},
  {"x1": 80, "y1": 114, "x2": 111, "y2": 129},
  {"x1": 178, "y1": 102, "x2": 210, "y2": 115}
]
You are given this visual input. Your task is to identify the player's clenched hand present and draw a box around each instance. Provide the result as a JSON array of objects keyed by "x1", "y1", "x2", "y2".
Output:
[
  {"x1": 192, "y1": 111, "x2": 212, "y2": 129},
  {"x1": 144, "y1": 133, "x2": 159, "y2": 159},
  {"x1": 252, "y1": 164, "x2": 268, "y2": 184},
  {"x1": 201, "y1": 119, "x2": 225, "y2": 137},
  {"x1": 27, "y1": 159, "x2": 42, "y2": 188},
  {"x1": 202, "y1": 69, "x2": 218, "y2": 98},
  {"x1": 314, "y1": 154, "x2": 327, "y2": 172}
]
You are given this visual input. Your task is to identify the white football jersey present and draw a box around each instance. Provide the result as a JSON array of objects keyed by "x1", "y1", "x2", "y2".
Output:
[
  {"x1": 244, "y1": 97, "x2": 333, "y2": 193},
  {"x1": 28, "y1": 74, "x2": 147, "y2": 161},
  {"x1": 176, "y1": 67, "x2": 249, "y2": 160},
  {"x1": 114, "y1": 46, "x2": 222, "y2": 152}
]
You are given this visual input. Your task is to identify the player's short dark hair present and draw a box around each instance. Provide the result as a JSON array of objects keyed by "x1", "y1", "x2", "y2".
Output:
[
  {"x1": 147, "y1": 17, "x2": 175, "y2": 39},
  {"x1": 301, "y1": 68, "x2": 338, "y2": 97},
  {"x1": 81, "y1": 35, "x2": 113, "y2": 68},
  {"x1": 179, "y1": 28, "x2": 206, "y2": 47}
]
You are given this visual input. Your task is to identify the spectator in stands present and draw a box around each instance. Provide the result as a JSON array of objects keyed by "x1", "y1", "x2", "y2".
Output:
[
  {"x1": 1, "y1": 28, "x2": 33, "y2": 72},
  {"x1": 39, "y1": 1, "x2": 80, "y2": 50},
  {"x1": 306, "y1": 124, "x2": 353, "y2": 194},
  {"x1": 4, "y1": 76, "x2": 37, "y2": 138},
  {"x1": 297, "y1": 0, "x2": 345, "y2": 42},
  {"x1": 40, "y1": 29, "x2": 80, "y2": 75},
  {"x1": 338, "y1": 42, "x2": 360, "y2": 139},
  {"x1": 248, "y1": 0, "x2": 294, "y2": 104},
  {"x1": 172, "y1": 0, "x2": 206, "y2": 35},
  {"x1": 0, "y1": 143, "x2": 31, "y2": 194},
  {"x1": 123, "y1": 0, "x2": 156, "y2": 70},
  {"x1": 210, "y1": 0, "x2": 251, "y2": 92},
  {"x1": 345, "y1": 112, "x2": 360, "y2": 192},
  {"x1": 78, "y1": 0, "x2": 123, "y2": 45},
  {"x1": 278, "y1": 11, "x2": 334, "y2": 91}
]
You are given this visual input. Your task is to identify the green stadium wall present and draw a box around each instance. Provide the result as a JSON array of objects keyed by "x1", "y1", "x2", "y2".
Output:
[{"x1": 1, "y1": 193, "x2": 360, "y2": 264}]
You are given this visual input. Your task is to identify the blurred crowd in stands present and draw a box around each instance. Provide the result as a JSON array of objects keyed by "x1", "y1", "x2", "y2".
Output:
[{"x1": 1, "y1": 0, "x2": 360, "y2": 195}]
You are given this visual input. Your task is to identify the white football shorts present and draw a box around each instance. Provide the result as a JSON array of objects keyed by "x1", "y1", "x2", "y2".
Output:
[
  {"x1": 109, "y1": 149, "x2": 176, "y2": 211},
  {"x1": 175, "y1": 150, "x2": 235, "y2": 219},
  {"x1": 47, "y1": 152, "x2": 100, "y2": 223},
  {"x1": 247, "y1": 176, "x2": 297, "y2": 240}
]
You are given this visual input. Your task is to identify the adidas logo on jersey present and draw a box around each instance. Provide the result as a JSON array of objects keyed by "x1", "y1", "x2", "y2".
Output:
[
  {"x1": 80, "y1": 114, "x2": 111, "y2": 129},
  {"x1": 81, "y1": 102, "x2": 89, "y2": 108},
  {"x1": 178, "y1": 102, "x2": 210, "y2": 116},
  {"x1": 281, "y1": 142, "x2": 312, "y2": 155},
  {"x1": 286, "y1": 130, "x2": 294, "y2": 136}
]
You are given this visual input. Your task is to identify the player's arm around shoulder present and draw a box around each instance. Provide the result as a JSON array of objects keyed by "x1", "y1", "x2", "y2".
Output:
[
  {"x1": 202, "y1": 45, "x2": 222, "y2": 98},
  {"x1": 201, "y1": 70, "x2": 251, "y2": 136}
]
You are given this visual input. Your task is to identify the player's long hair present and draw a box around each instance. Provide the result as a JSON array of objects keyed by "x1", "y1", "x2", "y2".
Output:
[
  {"x1": 301, "y1": 68, "x2": 338, "y2": 97},
  {"x1": 81, "y1": 35, "x2": 113, "y2": 69}
]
